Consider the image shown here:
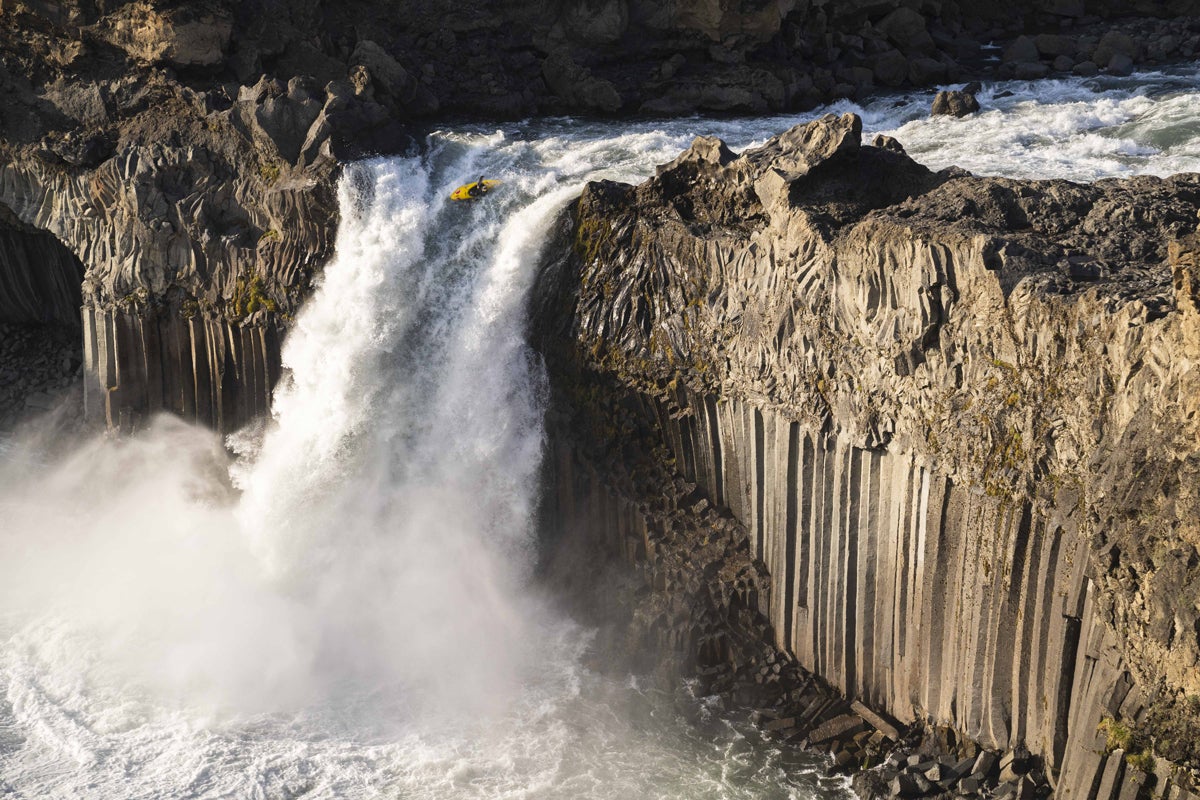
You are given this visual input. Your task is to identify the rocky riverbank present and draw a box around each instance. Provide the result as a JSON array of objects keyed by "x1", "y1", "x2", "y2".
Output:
[{"x1": 531, "y1": 113, "x2": 1200, "y2": 798}]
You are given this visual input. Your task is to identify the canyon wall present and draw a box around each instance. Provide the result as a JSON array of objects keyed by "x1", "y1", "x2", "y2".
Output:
[{"x1": 533, "y1": 115, "x2": 1200, "y2": 796}]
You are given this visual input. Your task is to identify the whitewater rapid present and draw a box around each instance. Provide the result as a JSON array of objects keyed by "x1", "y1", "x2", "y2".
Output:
[{"x1": 1, "y1": 66, "x2": 1199, "y2": 798}]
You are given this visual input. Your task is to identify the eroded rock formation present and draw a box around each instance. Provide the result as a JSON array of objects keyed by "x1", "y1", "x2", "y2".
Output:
[
  {"x1": 533, "y1": 114, "x2": 1200, "y2": 797},
  {"x1": 0, "y1": 2, "x2": 341, "y2": 429}
]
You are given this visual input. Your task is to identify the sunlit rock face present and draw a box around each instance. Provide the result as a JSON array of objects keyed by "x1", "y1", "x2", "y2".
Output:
[
  {"x1": 0, "y1": 1, "x2": 341, "y2": 429},
  {"x1": 533, "y1": 113, "x2": 1200, "y2": 794}
]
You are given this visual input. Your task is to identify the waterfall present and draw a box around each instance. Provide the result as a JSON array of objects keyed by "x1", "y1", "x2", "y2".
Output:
[{"x1": 2, "y1": 65, "x2": 1199, "y2": 796}]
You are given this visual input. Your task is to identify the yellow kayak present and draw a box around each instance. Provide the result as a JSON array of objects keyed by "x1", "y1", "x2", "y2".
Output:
[{"x1": 450, "y1": 179, "x2": 501, "y2": 201}]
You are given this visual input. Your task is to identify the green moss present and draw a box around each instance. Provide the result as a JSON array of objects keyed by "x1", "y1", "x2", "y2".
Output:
[
  {"x1": 229, "y1": 274, "x2": 278, "y2": 318},
  {"x1": 991, "y1": 358, "x2": 1017, "y2": 373},
  {"x1": 120, "y1": 287, "x2": 150, "y2": 307},
  {"x1": 573, "y1": 212, "x2": 614, "y2": 265},
  {"x1": 1126, "y1": 750, "x2": 1156, "y2": 774},
  {"x1": 1099, "y1": 717, "x2": 1137, "y2": 752},
  {"x1": 1098, "y1": 716, "x2": 1159, "y2": 775},
  {"x1": 258, "y1": 161, "x2": 281, "y2": 184}
]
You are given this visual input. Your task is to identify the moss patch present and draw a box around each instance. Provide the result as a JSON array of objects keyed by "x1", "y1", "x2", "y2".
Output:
[{"x1": 228, "y1": 274, "x2": 278, "y2": 318}]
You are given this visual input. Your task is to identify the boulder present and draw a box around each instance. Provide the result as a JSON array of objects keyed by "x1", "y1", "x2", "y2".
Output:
[
  {"x1": 931, "y1": 89, "x2": 980, "y2": 117},
  {"x1": 1107, "y1": 53, "x2": 1135, "y2": 76},
  {"x1": 1002, "y1": 36, "x2": 1040, "y2": 64},
  {"x1": 1034, "y1": 33, "x2": 1077, "y2": 57},
  {"x1": 659, "y1": 54, "x2": 687, "y2": 80},
  {"x1": 657, "y1": 136, "x2": 738, "y2": 174},
  {"x1": 234, "y1": 75, "x2": 323, "y2": 165},
  {"x1": 562, "y1": 0, "x2": 629, "y2": 45},
  {"x1": 873, "y1": 49, "x2": 910, "y2": 87},
  {"x1": 908, "y1": 57, "x2": 948, "y2": 85},
  {"x1": 350, "y1": 40, "x2": 417, "y2": 105},
  {"x1": 1014, "y1": 62, "x2": 1050, "y2": 80},
  {"x1": 1093, "y1": 30, "x2": 1140, "y2": 65},
  {"x1": 804, "y1": 711, "x2": 868, "y2": 744},
  {"x1": 542, "y1": 52, "x2": 623, "y2": 114},
  {"x1": 1053, "y1": 55, "x2": 1075, "y2": 72},
  {"x1": 890, "y1": 772, "x2": 932, "y2": 797},
  {"x1": 876, "y1": 7, "x2": 934, "y2": 54},
  {"x1": 972, "y1": 751, "x2": 1000, "y2": 779},
  {"x1": 998, "y1": 746, "x2": 1031, "y2": 783},
  {"x1": 40, "y1": 79, "x2": 108, "y2": 126},
  {"x1": 872, "y1": 134, "x2": 905, "y2": 153}
]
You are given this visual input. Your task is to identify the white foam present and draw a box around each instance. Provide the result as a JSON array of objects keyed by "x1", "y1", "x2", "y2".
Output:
[{"x1": 865, "y1": 67, "x2": 1200, "y2": 179}]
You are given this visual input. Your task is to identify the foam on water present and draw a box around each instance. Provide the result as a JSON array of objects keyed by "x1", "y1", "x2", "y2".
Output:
[
  {"x1": 2, "y1": 65, "x2": 1199, "y2": 799},
  {"x1": 855, "y1": 64, "x2": 1200, "y2": 178}
]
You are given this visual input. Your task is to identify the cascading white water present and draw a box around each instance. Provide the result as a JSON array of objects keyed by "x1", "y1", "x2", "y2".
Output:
[{"x1": 1, "y1": 65, "x2": 1199, "y2": 798}]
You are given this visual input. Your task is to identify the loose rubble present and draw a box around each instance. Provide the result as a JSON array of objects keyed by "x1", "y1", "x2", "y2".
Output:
[{"x1": 0, "y1": 322, "x2": 82, "y2": 431}]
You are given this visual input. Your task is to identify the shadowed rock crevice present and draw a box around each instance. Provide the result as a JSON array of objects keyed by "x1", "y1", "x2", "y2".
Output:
[
  {"x1": 0, "y1": 202, "x2": 84, "y2": 327},
  {"x1": 0, "y1": 203, "x2": 85, "y2": 428}
]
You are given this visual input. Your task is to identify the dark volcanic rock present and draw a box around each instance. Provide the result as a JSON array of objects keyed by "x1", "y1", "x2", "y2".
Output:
[
  {"x1": 533, "y1": 113, "x2": 1200, "y2": 797},
  {"x1": 931, "y1": 89, "x2": 981, "y2": 117}
]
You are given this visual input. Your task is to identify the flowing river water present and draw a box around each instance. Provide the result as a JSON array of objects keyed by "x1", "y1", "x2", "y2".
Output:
[{"x1": 0, "y1": 66, "x2": 1199, "y2": 798}]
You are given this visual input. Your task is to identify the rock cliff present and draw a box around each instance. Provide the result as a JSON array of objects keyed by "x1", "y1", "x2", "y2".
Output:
[{"x1": 532, "y1": 114, "x2": 1200, "y2": 797}]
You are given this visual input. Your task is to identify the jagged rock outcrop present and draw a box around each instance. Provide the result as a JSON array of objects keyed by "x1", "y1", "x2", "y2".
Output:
[
  {"x1": 0, "y1": 3, "x2": 344, "y2": 429},
  {"x1": 532, "y1": 114, "x2": 1200, "y2": 797},
  {"x1": 0, "y1": 96, "x2": 336, "y2": 428}
]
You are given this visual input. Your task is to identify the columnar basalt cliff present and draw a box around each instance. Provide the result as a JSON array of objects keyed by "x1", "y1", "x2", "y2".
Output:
[
  {"x1": 532, "y1": 115, "x2": 1200, "y2": 797},
  {"x1": 0, "y1": 2, "x2": 345, "y2": 429}
]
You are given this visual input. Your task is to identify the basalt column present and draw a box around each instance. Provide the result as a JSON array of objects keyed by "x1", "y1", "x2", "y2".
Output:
[{"x1": 533, "y1": 114, "x2": 1200, "y2": 798}]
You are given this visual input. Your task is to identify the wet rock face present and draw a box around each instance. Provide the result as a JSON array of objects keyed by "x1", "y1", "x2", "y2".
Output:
[{"x1": 533, "y1": 113, "x2": 1200, "y2": 791}]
